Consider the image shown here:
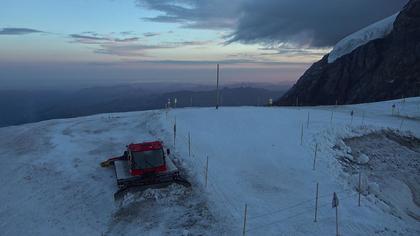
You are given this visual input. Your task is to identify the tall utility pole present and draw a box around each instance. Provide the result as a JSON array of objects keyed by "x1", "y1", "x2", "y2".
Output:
[{"x1": 216, "y1": 64, "x2": 220, "y2": 109}]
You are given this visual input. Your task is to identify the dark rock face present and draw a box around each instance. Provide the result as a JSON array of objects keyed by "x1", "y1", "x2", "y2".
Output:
[{"x1": 276, "y1": 0, "x2": 420, "y2": 106}]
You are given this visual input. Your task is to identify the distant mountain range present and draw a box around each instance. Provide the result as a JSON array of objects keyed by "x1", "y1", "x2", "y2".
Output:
[
  {"x1": 277, "y1": 0, "x2": 420, "y2": 106},
  {"x1": 0, "y1": 85, "x2": 287, "y2": 127}
]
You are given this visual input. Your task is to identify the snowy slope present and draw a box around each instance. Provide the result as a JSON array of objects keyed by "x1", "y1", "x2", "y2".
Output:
[
  {"x1": 328, "y1": 13, "x2": 398, "y2": 63},
  {"x1": 0, "y1": 98, "x2": 419, "y2": 235}
]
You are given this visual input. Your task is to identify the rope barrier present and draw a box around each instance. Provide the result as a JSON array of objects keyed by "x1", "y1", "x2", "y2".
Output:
[{"x1": 246, "y1": 192, "x2": 358, "y2": 233}]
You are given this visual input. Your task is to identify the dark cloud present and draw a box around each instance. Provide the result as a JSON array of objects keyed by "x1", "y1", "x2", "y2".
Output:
[
  {"x1": 137, "y1": 0, "x2": 407, "y2": 47},
  {"x1": 229, "y1": 0, "x2": 408, "y2": 47},
  {"x1": 70, "y1": 34, "x2": 109, "y2": 41},
  {"x1": 137, "y1": 0, "x2": 241, "y2": 29},
  {"x1": 0, "y1": 27, "x2": 44, "y2": 35},
  {"x1": 114, "y1": 37, "x2": 139, "y2": 42},
  {"x1": 166, "y1": 40, "x2": 212, "y2": 46},
  {"x1": 70, "y1": 33, "x2": 139, "y2": 43},
  {"x1": 120, "y1": 31, "x2": 134, "y2": 35},
  {"x1": 143, "y1": 32, "x2": 160, "y2": 37}
]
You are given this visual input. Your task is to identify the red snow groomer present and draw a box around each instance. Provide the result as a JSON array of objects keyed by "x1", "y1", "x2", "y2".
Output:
[{"x1": 101, "y1": 141, "x2": 191, "y2": 199}]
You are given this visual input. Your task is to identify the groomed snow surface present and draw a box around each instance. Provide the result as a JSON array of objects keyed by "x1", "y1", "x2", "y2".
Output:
[
  {"x1": 328, "y1": 13, "x2": 398, "y2": 63},
  {"x1": 0, "y1": 97, "x2": 419, "y2": 235}
]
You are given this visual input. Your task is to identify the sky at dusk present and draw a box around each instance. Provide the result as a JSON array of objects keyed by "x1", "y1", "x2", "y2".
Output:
[{"x1": 0, "y1": 0, "x2": 407, "y2": 89}]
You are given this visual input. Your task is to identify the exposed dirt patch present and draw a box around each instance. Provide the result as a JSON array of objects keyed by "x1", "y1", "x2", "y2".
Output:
[{"x1": 337, "y1": 130, "x2": 420, "y2": 221}]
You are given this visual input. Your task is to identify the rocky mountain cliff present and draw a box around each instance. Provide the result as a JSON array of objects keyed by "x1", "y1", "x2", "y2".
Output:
[{"x1": 276, "y1": 0, "x2": 420, "y2": 106}]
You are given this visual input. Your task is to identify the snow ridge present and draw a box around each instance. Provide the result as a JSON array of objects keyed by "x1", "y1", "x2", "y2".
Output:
[{"x1": 328, "y1": 13, "x2": 398, "y2": 63}]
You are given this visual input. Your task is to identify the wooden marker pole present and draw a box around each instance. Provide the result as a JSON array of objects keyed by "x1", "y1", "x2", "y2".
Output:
[
  {"x1": 189, "y1": 133, "x2": 192, "y2": 156},
  {"x1": 330, "y1": 110, "x2": 334, "y2": 124},
  {"x1": 216, "y1": 64, "x2": 220, "y2": 109},
  {"x1": 332, "y1": 192, "x2": 340, "y2": 236},
  {"x1": 312, "y1": 143, "x2": 318, "y2": 170},
  {"x1": 173, "y1": 118, "x2": 177, "y2": 149},
  {"x1": 205, "y1": 156, "x2": 209, "y2": 188},
  {"x1": 307, "y1": 112, "x2": 310, "y2": 128},
  {"x1": 358, "y1": 172, "x2": 361, "y2": 207},
  {"x1": 300, "y1": 123, "x2": 304, "y2": 145},
  {"x1": 242, "y1": 204, "x2": 248, "y2": 236},
  {"x1": 314, "y1": 182, "x2": 319, "y2": 222}
]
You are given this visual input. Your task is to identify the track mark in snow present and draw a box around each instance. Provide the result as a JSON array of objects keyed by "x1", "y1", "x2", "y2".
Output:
[
  {"x1": 105, "y1": 185, "x2": 220, "y2": 236},
  {"x1": 0, "y1": 123, "x2": 55, "y2": 156}
]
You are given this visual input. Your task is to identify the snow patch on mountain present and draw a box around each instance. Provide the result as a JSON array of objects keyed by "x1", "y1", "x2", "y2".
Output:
[{"x1": 328, "y1": 13, "x2": 398, "y2": 63}]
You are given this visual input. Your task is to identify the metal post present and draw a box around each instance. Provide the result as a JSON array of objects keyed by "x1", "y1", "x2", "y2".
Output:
[
  {"x1": 188, "y1": 132, "x2": 191, "y2": 157},
  {"x1": 205, "y1": 156, "x2": 209, "y2": 188},
  {"x1": 358, "y1": 172, "x2": 361, "y2": 207},
  {"x1": 330, "y1": 110, "x2": 334, "y2": 124},
  {"x1": 242, "y1": 204, "x2": 248, "y2": 236},
  {"x1": 216, "y1": 64, "x2": 220, "y2": 109},
  {"x1": 314, "y1": 182, "x2": 319, "y2": 222},
  {"x1": 313, "y1": 143, "x2": 318, "y2": 170},
  {"x1": 173, "y1": 118, "x2": 176, "y2": 149},
  {"x1": 332, "y1": 192, "x2": 339, "y2": 236},
  {"x1": 300, "y1": 123, "x2": 304, "y2": 145},
  {"x1": 307, "y1": 112, "x2": 310, "y2": 128}
]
